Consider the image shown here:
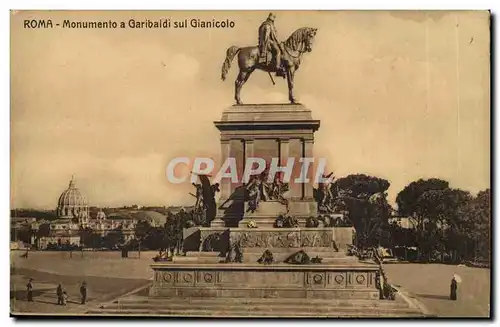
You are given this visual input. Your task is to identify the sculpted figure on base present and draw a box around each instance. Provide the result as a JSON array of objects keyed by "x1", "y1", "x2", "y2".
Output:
[
  {"x1": 190, "y1": 174, "x2": 220, "y2": 226},
  {"x1": 246, "y1": 176, "x2": 262, "y2": 213}
]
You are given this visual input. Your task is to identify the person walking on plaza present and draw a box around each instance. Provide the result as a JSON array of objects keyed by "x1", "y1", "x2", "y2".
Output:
[
  {"x1": 80, "y1": 281, "x2": 87, "y2": 305},
  {"x1": 26, "y1": 278, "x2": 34, "y2": 302},
  {"x1": 62, "y1": 291, "x2": 68, "y2": 306},
  {"x1": 450, "y1": 274, "x2": 460, "y2": 301},
  {"x1": 56, "y1": 284, "x2": 63, "y2": 305}
]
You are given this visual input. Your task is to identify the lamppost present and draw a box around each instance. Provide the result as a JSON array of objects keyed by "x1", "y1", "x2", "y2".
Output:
[
  {"x1": 66, "y1": 226, "x2": 73, "y2": 259},
  {"x1": 30, "y1": 222, "x2": 40, "y2": 251}
]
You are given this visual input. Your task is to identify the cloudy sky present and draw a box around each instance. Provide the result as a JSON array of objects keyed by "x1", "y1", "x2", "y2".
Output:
[{"x1": 11, "y1": 10, "x2": 490, "y2": 209}]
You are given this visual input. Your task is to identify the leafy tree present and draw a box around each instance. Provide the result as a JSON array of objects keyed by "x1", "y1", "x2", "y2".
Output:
[
  {"x1": 454, "y1": 189, "x2": 491, "y2": 262},
  {"x1": 143, "y1": 227, "x2": 166, "y2": 250},
  {"x1": 102, "y1": 227, "x2": 125, "y2": 249},
  {"x1": 11, "y1": 209, "x2": 57, "y2": 220},
  {"x1": 395, "y1": 178, "x2": 488, "y2": 262},
  {"x1": 79, "y1": 227, "x2": 102, "y2": 248},
  {"x1": 38, "y1": 223, "x2": 51, "y2": 237},
  {"x1": 419, "y1": 188, "x2": 472, "y2": 261},
  {"x1": 135, "y1": 220, "x2": 152, "y2": 258},
  {"x1": 472, "y1": 189, "x2": 491, "y2": 260},
  {"x1": 396, "y1": 179, "x2": 450, "y2": 260},
  {"x1": 163, "y1": 210, "x2": 191, "y2": 255},
  {"x1": 332, "y1": 174, "x2": 392, "y2": 249},
  {"x1": 13, "y1": 227, "x2": 32, "y2": 243},
  {"x1": 396, "y1": 178, "x2": 449, "y2": 217}
]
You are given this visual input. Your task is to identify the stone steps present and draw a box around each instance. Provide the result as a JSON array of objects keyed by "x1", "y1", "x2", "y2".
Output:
[
  {"x1": 115, "y1": 296, "x2": 409, "y2": 309},
  {"x1": 87, "y1": 308, "x2": 425, "y2": 317},
  {"x1": 89, "y1": 296, "x2": 425, "y2": 317}
]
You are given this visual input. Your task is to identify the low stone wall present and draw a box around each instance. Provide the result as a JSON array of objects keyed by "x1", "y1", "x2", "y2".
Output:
[{"x1": 149, "y1": 263, "x2": 379, "y2": 300}]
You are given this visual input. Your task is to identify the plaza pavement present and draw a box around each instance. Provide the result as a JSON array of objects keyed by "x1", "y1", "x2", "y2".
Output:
[
  {"x1": 10, "y1": 251, "x2": 491, "y2": 317},
  {"x1": 385, "y1": 263, "x2": 490, "y2": 317}
]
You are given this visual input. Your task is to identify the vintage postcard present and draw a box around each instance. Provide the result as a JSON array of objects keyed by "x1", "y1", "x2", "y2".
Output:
[{"x1": 10, "y1": 10, "x2": 491, "y2": 318}]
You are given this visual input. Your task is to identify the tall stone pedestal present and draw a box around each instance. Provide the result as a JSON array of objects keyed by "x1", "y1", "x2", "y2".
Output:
[{"x1": 213, "y1": 104, "x2": 320, "y2": 228}]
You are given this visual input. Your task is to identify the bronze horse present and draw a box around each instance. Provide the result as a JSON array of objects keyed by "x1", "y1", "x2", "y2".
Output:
[{"x1": 221, "y1": 27, "x2": 317, "y2": 105}]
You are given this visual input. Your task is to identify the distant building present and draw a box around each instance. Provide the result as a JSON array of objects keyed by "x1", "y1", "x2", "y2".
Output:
[
  {"x1": 166, "y1": 206, "x2": 195, "y2": 215},
  {"x1": 56, "y1": 176, "x2": 89, "y2": 224},
  {"x1": 11, "y1": 217, "x2": 37, "y2": 229},
  {"x1": 388, "y1": 216, "x2": 417, "y2": 229},
  {"x1": 37, "y1": 177, "x2": 89, "y2": 248},
  {"x1": 86, "y1": 209, "x2": 137, "y2": 242},
  {"x1": 35, "y1": 177, "x2": 141, "y2": 249},
  {"x1": 388, "y1": 215, "x2": 448, "y2": 230}
]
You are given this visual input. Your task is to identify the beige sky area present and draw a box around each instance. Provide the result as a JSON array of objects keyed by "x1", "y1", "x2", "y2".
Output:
[{"x1": 10, "y1": 10, "x2": 490, "y2": 209}]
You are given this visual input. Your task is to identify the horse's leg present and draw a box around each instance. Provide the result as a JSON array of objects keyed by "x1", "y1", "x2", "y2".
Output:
[
  {"x1": 286, "y1": 68, "x2": 296, "y2": 104},
  {"x1": 234, "y1": 70, "x2": 245, "y2": 105},
  {"x1": 234, "y1": 69, "x2": 254, "y2": 105}
]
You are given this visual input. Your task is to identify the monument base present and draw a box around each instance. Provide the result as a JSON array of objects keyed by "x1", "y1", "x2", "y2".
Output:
[
  {"x1": 167, "y1": 227, "x2": 375, "y2": 302},
  {"x1": 148, "y1": 263, "x2": 380, "y2": 300}
]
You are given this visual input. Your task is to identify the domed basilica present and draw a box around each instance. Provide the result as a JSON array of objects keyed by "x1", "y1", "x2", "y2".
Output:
[
  {"x1": 36, "y1": 176, "x2": 139, "y2": 249},
  {"x1": 56, "y1": 177, "x2": 89, "y2": 225}
]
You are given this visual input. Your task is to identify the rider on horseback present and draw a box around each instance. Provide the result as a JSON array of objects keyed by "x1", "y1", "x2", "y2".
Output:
[{"x1": 258, "y1": 13, "x2": 286, "y2": 77}]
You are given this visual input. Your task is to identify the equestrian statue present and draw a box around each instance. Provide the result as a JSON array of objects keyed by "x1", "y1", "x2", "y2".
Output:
[{"x1": 221, "y1": 13, "x2": 317, "y2": 105}]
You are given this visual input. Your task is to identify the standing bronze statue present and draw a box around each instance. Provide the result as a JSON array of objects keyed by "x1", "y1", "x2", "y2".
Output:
[
  {"x1": 190, "y1": 174, "x2": 220, "y2": 226},
  {"x1": 221, "y1": 13, "x2": 317, "y2": 104}
]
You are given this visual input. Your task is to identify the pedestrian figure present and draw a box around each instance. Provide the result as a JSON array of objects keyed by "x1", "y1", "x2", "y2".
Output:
[
  {"x1": 450, "y1": 275, "x2": 458, "y2": 301},
  {"x1": 62, "y1": 291, "x2": 68, "y2": 306},
  {"x1": 80, "y1": 282, "x2": 87, "y2": 304},
  {"x1": 56, "y1": 284, "x2": 63, "y2": 305},
  {"x1": 26, "y1": 278, "x2": 33, "y2": 302}
]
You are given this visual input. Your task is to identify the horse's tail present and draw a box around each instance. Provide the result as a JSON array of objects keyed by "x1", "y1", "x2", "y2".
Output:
[{"x1": 221, "y1": 46, "x2": 240, "y2": 81}]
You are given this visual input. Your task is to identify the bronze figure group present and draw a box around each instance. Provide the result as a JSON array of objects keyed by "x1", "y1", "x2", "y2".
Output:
[{"x1": 245, "y1": 169, "x2": 290, "y2": 213}]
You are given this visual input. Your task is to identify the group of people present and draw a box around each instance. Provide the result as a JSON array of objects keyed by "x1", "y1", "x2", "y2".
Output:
[
  {"x1": 26, "y1": 278, "x2": 87, "y2": 306},
  {"x1": 56, "y1": 284, "x2": 69, "y2": 306}
]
